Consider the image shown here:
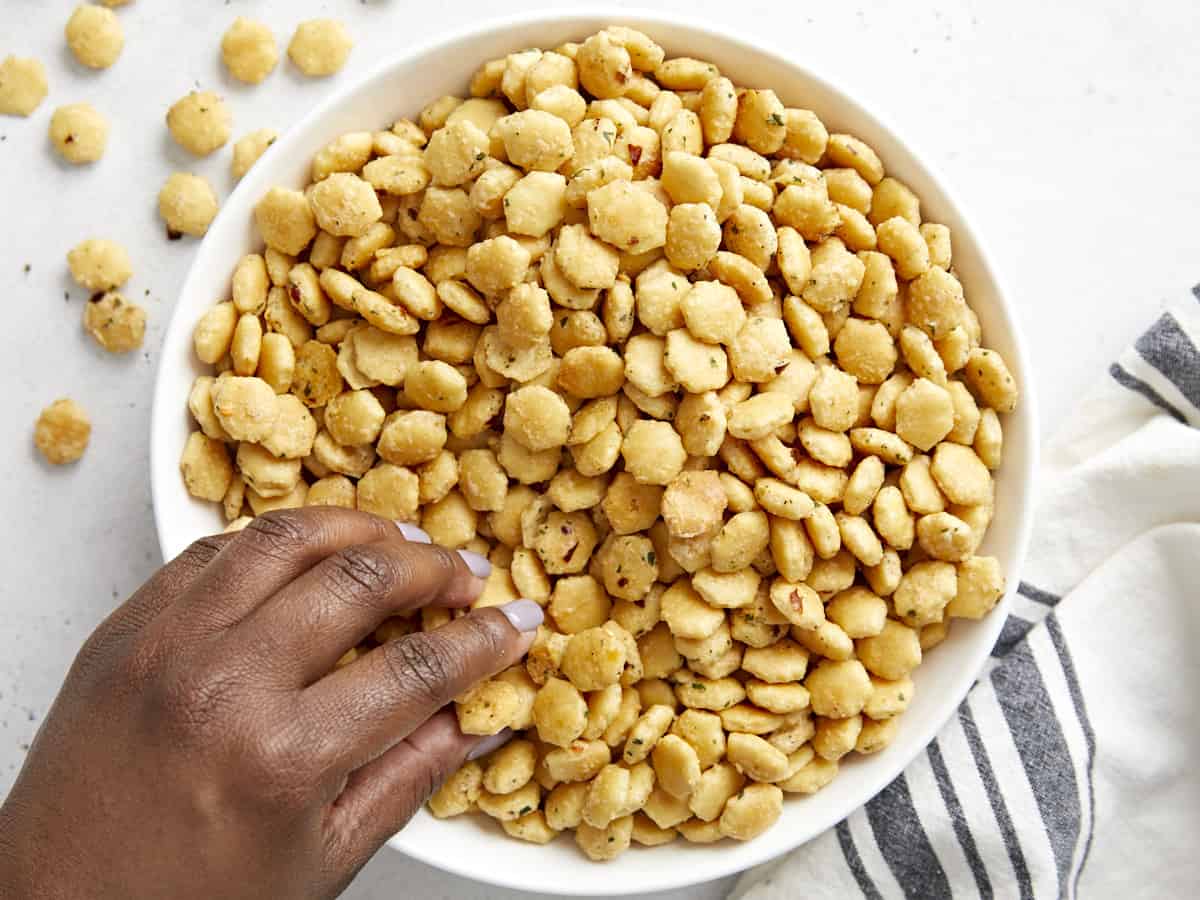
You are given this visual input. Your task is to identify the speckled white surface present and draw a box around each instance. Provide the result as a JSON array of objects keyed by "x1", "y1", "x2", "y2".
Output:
[{"x1": 1, "y1": 2, "x2": 1196, "y2": 898}]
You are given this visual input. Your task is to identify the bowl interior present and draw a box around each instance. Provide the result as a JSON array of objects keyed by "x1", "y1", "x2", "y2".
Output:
[{"x1": 151, "y1": 11, "x2": 1037, "y2": 896}]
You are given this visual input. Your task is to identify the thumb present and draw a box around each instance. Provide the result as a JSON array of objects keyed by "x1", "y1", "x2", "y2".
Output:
[{"x1": 323, "y1": 710, "x2": 515, "y2": 880}]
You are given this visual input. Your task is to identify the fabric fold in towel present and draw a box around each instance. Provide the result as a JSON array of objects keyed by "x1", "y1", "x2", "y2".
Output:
[{"x1": 732, "y1": 288, "x2": 1200, "y2": 899}]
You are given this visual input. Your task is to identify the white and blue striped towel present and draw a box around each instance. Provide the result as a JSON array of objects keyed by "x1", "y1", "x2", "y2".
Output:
[{"x1": 733, "y1": 289, "x2": 1200, "y2": 899}]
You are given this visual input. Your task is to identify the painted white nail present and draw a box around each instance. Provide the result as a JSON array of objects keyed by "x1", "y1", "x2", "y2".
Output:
[
  {"x1": 466, "y1": 729, "x2": 513, "y2": 761},
  {"x1": 458, "y1": 549, "x2": 492, "y2": 579},
  {"x1": 396, "y1": 522, "x2": 430, "y2": 544},
  {"x1": 498, "y1": 599, "x2": 544, "y2": 634}
]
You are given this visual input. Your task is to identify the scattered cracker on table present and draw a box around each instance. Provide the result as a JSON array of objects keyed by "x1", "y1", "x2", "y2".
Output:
[
  {"x1": 67, "y1": 238, "x2": 132, "y2": 292},
  {"x1": 287, "y1": 19, "x2": 352, "y2": 77},
  {"x1": 231, "y1": 128, "x2": 279, "y2": 180},
  {"x1": 221, "y1": 17, "x2": 279, "y2": 86},
  {"x1": 49, "y1": 103, "x2": 108, "y2": 164},
  {"x1": 158, "y1": 172, "x2": 219, "y2": 238},
  {"x1": 83, "y1": 291, "x2": 146, "y2": 353},
  {"x1": 65, "y1": 3, "x2": 125, "y2": 71},
  {"x1": 166, "y1": 90, "x2": 232, "y2": 157},
  {"x1": 0, "y1": 56, "x2": 49, "y2": 117},
  {"x1": 34, "y1": 399, "x2": 91, "y2": 465}
]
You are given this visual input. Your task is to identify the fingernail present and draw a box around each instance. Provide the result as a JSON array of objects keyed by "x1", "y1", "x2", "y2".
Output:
[
  {"x1": 499, "y1": 599, "x2": 544, "y2": 634},
  {"x1": 466, "y1": 729, "x2": 513, "y2": 761},
  {"x1": 458, "y1": 549, "x2": 493, "y2": 579},
  {"x1": 396, "y1": 522, "x2": 430, "y2": 544}
]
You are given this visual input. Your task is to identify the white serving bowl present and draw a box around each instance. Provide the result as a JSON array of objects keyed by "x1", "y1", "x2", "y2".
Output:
[{"x1": 151, "y1": 9, "x2": 1038, "y2": 896}]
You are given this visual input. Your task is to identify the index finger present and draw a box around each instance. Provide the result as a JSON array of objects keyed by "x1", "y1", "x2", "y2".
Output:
[
  {"x1": 75, "y1": 531, "x2": 240, "y2": 668},
  {"x1": 226, "y1": 536, "x2": 489, "y2": 685},
  {"x1": 159, "y1": 508, "x2": 406, "y2": 639}
]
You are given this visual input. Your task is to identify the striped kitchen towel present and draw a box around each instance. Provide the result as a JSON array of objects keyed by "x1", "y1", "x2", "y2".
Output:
[{"x1": 732, "y1": 289, "x2": 1200, "y2": 899}]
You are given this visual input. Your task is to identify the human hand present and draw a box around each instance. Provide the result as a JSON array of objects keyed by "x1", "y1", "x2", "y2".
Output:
[{"x1": 0, "y1": 508, "x2": 541, "y2": 900}]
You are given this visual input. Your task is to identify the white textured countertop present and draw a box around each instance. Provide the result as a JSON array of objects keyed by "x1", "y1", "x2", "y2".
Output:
[{"x1": 2, "y1": 2, "x2": 1196, "y2": 898}]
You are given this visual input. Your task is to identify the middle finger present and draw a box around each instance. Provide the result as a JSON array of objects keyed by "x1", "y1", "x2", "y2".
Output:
[{"x1": 227, "y1": 535, "x2": 486, "y2": 685}]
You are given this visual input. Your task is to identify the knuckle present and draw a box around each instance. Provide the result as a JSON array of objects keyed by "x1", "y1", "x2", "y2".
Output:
[
  {"x1": 240, "y1": 722, "x2": 313, "y2": 805},
  {"x1": 400, "y1": 544, "x2": 459, "y2": 604},
  {"x1": 383, "y1": 634, "x2": 457, "y2": 708},
  {"x1": 244, "y1": 509, "x2": 314, "y2": 560},
  {"x1": 73, "y1": 626, "x2": 120, "y2": 679},
  {"x1": 149, "y1": 659, "x2": 243, "y2": 738},
  {"x1": 325, "y1": 544, "x2": 399, "y2": 604},
  {"x1": 424, "y1": 544, "x2": 460, "y2": 578},
  {"x1": 461, "y1": 611, "x2": 509, "y2": 661},
  {"x1": 119, "y1": 635, "x2": 168, "y2": 686},
  {"x1": 409, "y1": 760, "x2": 446, "y2": 809},
  {"x1": 178, "y1": 534, "x2": 229, "y2": 571}
]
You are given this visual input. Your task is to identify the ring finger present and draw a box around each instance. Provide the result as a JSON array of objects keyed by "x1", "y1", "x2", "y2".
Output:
[{"x1": 304, "y1": 601, "x2": 542, "y2": 774}]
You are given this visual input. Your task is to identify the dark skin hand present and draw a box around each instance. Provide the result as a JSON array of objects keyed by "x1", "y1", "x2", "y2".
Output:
[{"x1": 0, "y1": 508, "x2": 539, "y2": 900}]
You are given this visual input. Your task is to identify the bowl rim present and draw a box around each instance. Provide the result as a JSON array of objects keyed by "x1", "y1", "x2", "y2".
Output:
[{"x1": 150, "y1": 7, "x2": 1040, "y2": 895}]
